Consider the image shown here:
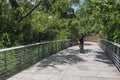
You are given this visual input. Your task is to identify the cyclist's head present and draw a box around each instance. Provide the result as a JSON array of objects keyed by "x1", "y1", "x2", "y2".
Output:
[{"x1": 81, "y1": 33, "x2": 83, "y2": 35}]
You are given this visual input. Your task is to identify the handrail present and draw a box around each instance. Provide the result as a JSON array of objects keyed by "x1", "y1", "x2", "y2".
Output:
[
  {"x1": 100, "y1": 39, "x2": 120, "y2": 71},
  {"x1": 101, "y1": 39, "x2": 120, "y2": 47},
  {"x1": 0, "y1": 39, "x2": 70, "y2": 52},
  {"x1": 0, "y1": 39, "x2": 71, "y2": 79}
]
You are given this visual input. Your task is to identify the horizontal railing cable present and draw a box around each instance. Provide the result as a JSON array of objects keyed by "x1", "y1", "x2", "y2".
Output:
[
  {"x1": 0, "y1": 39, "x2": 71, "y2": 80},
  {"x1": 100, "y1": 39, "x2": 120, "y2": 71}
]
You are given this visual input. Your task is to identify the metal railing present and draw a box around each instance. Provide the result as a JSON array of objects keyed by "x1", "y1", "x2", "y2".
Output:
[
  {"x1": 0, "y1": 39, "x2": 71, "y2": 80},
  {"x1": 100, "y1": 39, "x2": 120, "y2": 71}
]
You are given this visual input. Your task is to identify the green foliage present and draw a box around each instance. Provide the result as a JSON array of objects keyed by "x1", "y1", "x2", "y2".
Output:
[
  {"x1": 76, "y1": 0, "x2": 120, "y2": 42},
  {"x1": 55, "y1": 30, "x2": 68, "y2": 40},
  {"x1": 1, "y1": 0, "x2": 120, "y2": 48},
  {"x1": 0, "y1": 0, "x2": 80, "y2": 48}
]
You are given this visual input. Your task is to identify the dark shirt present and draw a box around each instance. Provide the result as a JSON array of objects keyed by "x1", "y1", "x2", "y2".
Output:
[{"x1": 79, "y1": 35, "x2": 84, "y2": 44}]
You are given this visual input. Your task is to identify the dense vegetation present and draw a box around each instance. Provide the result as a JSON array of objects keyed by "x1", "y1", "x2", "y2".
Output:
[
  {"x1": 76, "y1": 0, "x2": 120, "y2": 43},
  {"x1": 0, "y1": 0, "x2": 120, "y2": 48}
]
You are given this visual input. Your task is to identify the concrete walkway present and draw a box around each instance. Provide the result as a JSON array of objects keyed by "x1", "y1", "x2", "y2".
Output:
[{"x1": 7, "y1": 42, "x2": 120, "y2": 80}]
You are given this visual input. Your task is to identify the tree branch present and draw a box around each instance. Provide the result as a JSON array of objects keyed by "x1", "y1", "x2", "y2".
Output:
[{"x1": 19, "y1": 0, "x2": 43, "y2": 23}]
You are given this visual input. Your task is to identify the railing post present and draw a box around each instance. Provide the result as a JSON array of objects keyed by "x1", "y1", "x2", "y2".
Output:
[
  {"x1": 38, "y1": 45, "x2": 42, "y2": 61},
  {"x1": 59, "y1": 41, "x2": 61, "y2": 51},
  {"x1": 4, "y1": 51, "x2": 7, "y2": 77},
  {"x1": 20, "y1": 50, "x2": 23, "y2": 70},
  {"x1": 37, "y1": 45, "x2": 40, "y2": 61},
  {"x1": 117, "y1": 39, "x2": 120, "y2": 58},
  {"x1": 46, "y1": 43, "x2": 48, "y2": 57},
  {"x1": 42, "y1": 44, "x2": 44, "y2": 59},
  {"x1": 117, "y1": 46, "x2": 119, "y2": 57},
  {"x1": 51, "y1": 42, "x2": 54, "y2": 55},
  {"x1": 29, "y1": 46, "x2": 33, "y2": 65},
  {"x1": 55, "y1": 42, "x2": 57, "y2": 52}
]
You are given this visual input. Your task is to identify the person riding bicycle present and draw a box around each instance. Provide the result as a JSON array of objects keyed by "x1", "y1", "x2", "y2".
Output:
[{"x1": 79, "y1": 33, "x2": 84, "y2": 51}]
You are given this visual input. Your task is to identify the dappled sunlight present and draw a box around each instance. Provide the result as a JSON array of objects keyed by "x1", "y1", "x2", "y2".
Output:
[
  {"x1": 7, "y1": 44, "x2": 120, "y2": 80},
  {"x1": 37, "y1": 47, "x2": 86, "y2": 70},
  {"x1": 1, "y1": 0, "x2": 120, "y2": 80}
]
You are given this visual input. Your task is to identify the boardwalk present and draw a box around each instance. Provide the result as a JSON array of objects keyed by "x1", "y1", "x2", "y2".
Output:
[{"x1": 7, "y1": 42, "x2": 120, "y2": 80}]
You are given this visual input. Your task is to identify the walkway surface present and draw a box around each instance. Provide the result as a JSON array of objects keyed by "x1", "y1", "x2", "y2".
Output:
[{"x1": 7, "y1": 42, "x2": 120, "y2": 80}]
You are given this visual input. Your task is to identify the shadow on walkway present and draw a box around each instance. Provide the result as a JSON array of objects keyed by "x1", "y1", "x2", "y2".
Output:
[
  {"x1": 37, "y1": 45, "x2": 113, "y2": 69},
  {"x1": 94, "y1": 51, "x2": 113, "y2": 66},
  {"x1": 37, "y1": 48, "x2": 86, "y2": 69},
  {"x1": 7, "y1": 44, "x2": 120, "y2": 80}
]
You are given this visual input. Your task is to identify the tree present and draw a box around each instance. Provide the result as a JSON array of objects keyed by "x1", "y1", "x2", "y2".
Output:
[{"x1": 76, "y1": 0, "x2": 120, "y2": 42}]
